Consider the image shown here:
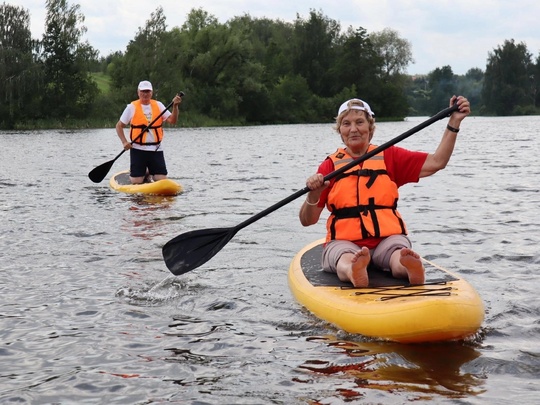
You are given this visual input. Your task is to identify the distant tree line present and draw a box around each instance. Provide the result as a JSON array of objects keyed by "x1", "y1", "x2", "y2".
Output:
[{"x1": 1, "y1": 0, "x2": 540, "y2": 129}]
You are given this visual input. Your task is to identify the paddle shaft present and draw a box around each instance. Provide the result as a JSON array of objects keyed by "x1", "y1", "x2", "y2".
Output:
[
  {"x1": 232, "y1": 104, "x2": 459, "y2": 232},
  {"x1": 162, "y1": 103, "x2": 459, "y2": 275}
]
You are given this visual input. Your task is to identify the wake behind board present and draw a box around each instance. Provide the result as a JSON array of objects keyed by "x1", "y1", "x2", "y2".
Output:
[
  {"x1": 109, "y1": 170, "x2": 183, "y2": 196},
  {"x1": 288, "y1": 239, "x2": 484, "y2": 343}
]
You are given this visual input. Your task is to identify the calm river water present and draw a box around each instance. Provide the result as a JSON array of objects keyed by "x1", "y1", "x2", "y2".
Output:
[{"x1": 1, "y1": 115, "x2": 539, "y2": 404}]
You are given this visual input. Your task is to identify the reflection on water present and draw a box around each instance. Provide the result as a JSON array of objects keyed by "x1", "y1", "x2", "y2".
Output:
[
  {"x1": 121, "y1": 195, "x2": 180, "y2": 240},
  {"x1": 299, "y1": 336, "x2": 485, "y2": 402}
]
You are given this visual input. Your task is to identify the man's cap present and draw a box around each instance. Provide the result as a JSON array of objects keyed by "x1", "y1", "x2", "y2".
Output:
[{"x1": 138, "y1": 80, "x2": 153, "y2": 91}]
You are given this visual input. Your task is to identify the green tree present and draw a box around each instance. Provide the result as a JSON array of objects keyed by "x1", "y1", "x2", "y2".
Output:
[
  {"x1": 238, "y1": 16, "x2": 294, "y2": 86},
  {"x1": 456, "y1": 68, "x2": 483, "y2": 113},
  {"x1": 0, "y1": 3, "x2": 43, "y2": 128},
  {"x1": 227, "y1": 15, "x2": 298, "y2": 123},
  {"x1": 533, "y1": 54, "x2": 540, "y2": 108},
  {"x1": 109, "y1": 6, "x2": 169, "y2": 102},
  {"x1": 176, "y1": 9, "x2": 266, "y2": 122},
  {"x1": 367, "y1": 28, "x2": 413, "y2": 118},
  {"x1": 427, "y1": 66, "x2": 456, "y2": 114},
  {"x1": 370, "y1": 28, "x2": 414, "y2": 78},
  {"x1": 482, "y1": 39, "x2": 533, "y2": 115},
  {"x1": 270, "y1": 74, "x2": 314, "y2": 123},
  {"x1": 292, "y1": 10, "x2": 341, "y2": 97},
  {"x1": 405, "y1": 75, "x2": 431, "y2": 116},
  {"x1": 4, "y1": 4, "x2": 494, "y2": 124},
  {"x1": 330, "y1": 27, "x2": 381, "y2": 110},
  {"x1": 41, "y1": 0, "x2": 98, "y2": 119}
]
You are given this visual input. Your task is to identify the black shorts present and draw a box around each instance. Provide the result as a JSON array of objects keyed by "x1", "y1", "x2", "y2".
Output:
[{"x1": 130, "y1": 148, "x2": 168, "y2": 177}]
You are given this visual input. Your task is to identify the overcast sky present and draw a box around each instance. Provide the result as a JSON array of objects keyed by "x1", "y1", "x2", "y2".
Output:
[{"x1": 7, "y1": 0, "x2": 540, "y2": 75}]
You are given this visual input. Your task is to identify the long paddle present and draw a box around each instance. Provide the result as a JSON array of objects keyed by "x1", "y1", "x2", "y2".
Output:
[
  {"x1": 88, "y1": 92, "x2": 184, "y2": 183},
  {"x1": 162, "y1": 103, "x2": 460, "y2": 276}
]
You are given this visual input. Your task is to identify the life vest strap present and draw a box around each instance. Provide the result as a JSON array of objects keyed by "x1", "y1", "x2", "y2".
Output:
[
  {"x1": 131, "y1": 123, "x2": 161, "y2": 128},
  {"x1": 130, "y1": 123, "x2": 162, "y2": 145},
  {"x1": 335, "y1": 168, "x2": 388, "y2": 189},
  {"x1": 329, "y1": 197, "x2": 402, "y2": 239},
  {"x1": 331, "y1": 202, "x2": 398, "y2": 219}
]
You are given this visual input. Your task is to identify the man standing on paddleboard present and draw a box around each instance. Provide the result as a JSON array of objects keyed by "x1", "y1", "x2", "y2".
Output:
[{"x1": 115, "y1": 81, "x2": 183, "y2": 184}]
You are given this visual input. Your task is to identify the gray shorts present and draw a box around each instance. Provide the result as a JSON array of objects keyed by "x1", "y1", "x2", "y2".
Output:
[{"x1": 322, "y1": 235, "x2": 412, "y2": 273}]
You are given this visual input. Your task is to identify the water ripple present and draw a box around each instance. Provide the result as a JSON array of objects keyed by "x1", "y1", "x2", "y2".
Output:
[{"x1": 1, "y1": 119, "x2": 539, "y2": 404}]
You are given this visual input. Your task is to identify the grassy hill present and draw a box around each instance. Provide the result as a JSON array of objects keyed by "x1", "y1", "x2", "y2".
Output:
[{"x1": 91, "y1": 72, "x2": 112, "y2": 94}]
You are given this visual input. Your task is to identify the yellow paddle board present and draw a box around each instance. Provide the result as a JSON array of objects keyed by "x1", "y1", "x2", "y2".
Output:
[
  {"x1": 288, "y1": 239, "x2": 484, "y2": 343},
  {"x1": 109, "y1": 170, "x2": 183, "y2": 196}
]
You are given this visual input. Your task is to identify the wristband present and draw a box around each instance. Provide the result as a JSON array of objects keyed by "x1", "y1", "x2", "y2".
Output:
[
  {"x1": 305, "y1": 197, "x2": 320, "y2": 206},
  {"x1": 446, "y1": 124, "x2": 460, "y2": 133}
]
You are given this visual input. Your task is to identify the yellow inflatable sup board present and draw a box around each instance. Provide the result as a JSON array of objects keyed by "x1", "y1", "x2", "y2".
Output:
[
  {"x1": 109, "y1": 170, "x2": 183, "y2": 196},
  {"x1": 288, "y1": 239, "x2": 484, "y2": 343}
]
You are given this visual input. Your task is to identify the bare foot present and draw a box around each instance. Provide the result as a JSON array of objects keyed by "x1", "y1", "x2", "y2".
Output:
[
  {"x1": 400, "y1": 249, "x2": 425, "y2": 285},
  {"x1": 349, "y1": 247, "x2": 370, "y2": 287}
]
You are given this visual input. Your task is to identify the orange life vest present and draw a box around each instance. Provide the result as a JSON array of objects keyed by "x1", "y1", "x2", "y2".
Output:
[
  {"x1": 325, "y1": 146, "x2": 407, "y2": 243},
  {"x1": 129, "y1": 100, "x2": 164, "y2": 145}
]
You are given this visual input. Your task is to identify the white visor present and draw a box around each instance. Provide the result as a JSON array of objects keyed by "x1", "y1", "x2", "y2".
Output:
[{"x1": 338, "y1": 98, "x2": 375, "y2": 117}]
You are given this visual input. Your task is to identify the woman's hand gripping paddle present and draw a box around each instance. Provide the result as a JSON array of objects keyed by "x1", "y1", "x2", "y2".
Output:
[
  {"x1": 88, "y1": 92, "x2": 184, "y2": 183},
  {"x1": 162, "y1": 104, "x2": 459, "y2": 276}
]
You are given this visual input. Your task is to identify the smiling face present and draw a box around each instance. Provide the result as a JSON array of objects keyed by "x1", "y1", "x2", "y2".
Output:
[
  {"x1": 138, "y1": 89, "x2": 153, "y2": 104},
  {"x1": 339, "y1": 110, "x2": 375, "y2": 156}
]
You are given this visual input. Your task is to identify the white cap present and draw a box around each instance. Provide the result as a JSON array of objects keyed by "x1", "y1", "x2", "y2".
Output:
[
  {"x1": 138, "y1": 80, "x2": 153, "y2": 91},
  {"x1": 338, "y1": 98, "x2": 375, "y2": 117}
]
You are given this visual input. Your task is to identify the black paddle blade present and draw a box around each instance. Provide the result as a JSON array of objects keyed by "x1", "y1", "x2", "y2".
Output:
[
  {"x1": 162, "y1": 227, "x2": 238, "y2": 275},
  {"x1": 88, "y1": 159, "x2": 114, "y2": 183}
]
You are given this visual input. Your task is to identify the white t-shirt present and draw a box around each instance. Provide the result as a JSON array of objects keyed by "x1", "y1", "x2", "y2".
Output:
[{"x1": 120, "y1": 101, "x2": 172, "y2": 151}]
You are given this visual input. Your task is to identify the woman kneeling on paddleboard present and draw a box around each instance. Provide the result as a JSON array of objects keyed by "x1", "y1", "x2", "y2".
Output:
[{"x1": 299, "y1": 96, "x2": 470, "y2": 287}]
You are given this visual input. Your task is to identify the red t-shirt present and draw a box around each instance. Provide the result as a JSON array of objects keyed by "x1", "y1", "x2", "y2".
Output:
[{"x1": 316, "y1": 145, "x2": 428, "y2": 248}]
